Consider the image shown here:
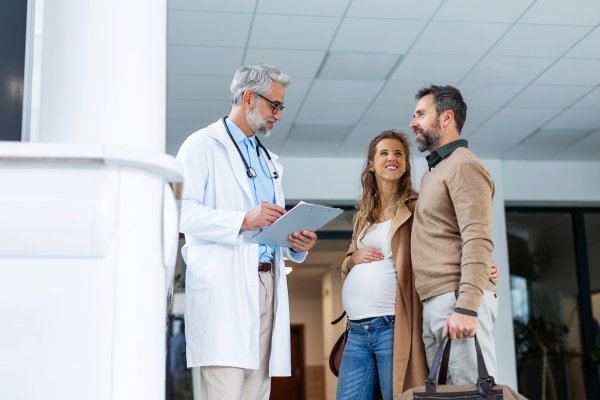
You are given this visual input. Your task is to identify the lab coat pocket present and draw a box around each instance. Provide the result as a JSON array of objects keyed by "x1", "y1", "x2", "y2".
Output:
[{"x1": 186, "y1": 244, "x2": 219, "y2": 294}]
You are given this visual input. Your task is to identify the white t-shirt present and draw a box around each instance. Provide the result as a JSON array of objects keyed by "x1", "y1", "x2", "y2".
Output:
[{"x1": 342, "y1": 219, "x2": 398, "y2": 320}]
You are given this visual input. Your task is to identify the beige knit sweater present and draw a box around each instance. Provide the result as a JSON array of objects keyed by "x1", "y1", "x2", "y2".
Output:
[{"x1": 411, "y1": 147, "x2": 496, "y2": 313}]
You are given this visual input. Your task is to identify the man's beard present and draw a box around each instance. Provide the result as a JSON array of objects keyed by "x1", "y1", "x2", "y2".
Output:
[
  {"x1": 246, "y1": 105, "x2": 275, "y2": 137},
  {"x1": 415, "y1": 120, "x2": 442, "y2": 152}
]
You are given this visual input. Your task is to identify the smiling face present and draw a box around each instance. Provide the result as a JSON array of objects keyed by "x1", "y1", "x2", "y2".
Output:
[
  {"x1": 410, "y1": 94, "x2": 443, "y2": 152},
  {"x1": 246, "y1": 82, "x2": 284, "y2": 136},
  {"x1": 369, "y1": 138, "x2": 407, "y2": 184}
]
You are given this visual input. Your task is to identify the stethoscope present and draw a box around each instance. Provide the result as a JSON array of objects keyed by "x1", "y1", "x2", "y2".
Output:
[{"x1": 222, "y1": 117, "x2": 279, "y2": 180}]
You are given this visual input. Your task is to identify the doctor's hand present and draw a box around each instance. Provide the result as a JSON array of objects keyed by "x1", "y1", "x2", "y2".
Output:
[
  {"x1": 350, "y1": 247, "x2": 384, "y2": 265},
  {"x1": 241, "y1": 203, "x2": 286, "y2": 231},
  {"x1": 491, "y1": 260, "x2": 499, "y2": 284},
  {"x1": 288, "y1": 231, "x2": 317, "y2": 252}
]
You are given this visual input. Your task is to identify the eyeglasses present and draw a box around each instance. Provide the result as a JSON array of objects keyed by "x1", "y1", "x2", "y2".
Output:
[{"x1": 256, "y1": 93, "x2": 284, "y2": 114}]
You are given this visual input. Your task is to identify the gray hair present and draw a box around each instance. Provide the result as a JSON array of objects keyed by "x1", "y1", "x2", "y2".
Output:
[{"x1": 230, "y1": 64, "x2": 290, "y2": 106}]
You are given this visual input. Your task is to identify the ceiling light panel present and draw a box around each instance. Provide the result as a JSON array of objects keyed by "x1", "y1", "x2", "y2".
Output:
[
  {"x1": 167, "y1": 75, "x2": 233, "y2": 100},
  {"x1": 305, "y1": 80, "x2": 385, "y2": 104},
  {"x1": 168, "y1": 11, "x2": 252, "y2": 46},
  {"x1": 433, "y1": 0, "x2": 535, "y2": 23},
  {"x1": 256, "y1": 0, "x2": 350, "y2": 16},
  {"x1": 390, "y1": 54, "x2": 479, "y2": 82},
  {"x1": 463, "y1": 56, "x2": 556, "y2": 84},
  {"x1": 249, "y1": 15, "x2": 341, "y2": 50},
  {"x1": 521, "y1": 129, "x2": 594, "y2": 145},
  {"x1": 489, "y1": 24, "x2": 592, "y2": 57},
  {"x1": 508, "y1": 84, "x2": 595, "y2": 108},
  {"x1": 168, "y1": 46, "x2": 244, "y2": 75},
  {"x1": 295, "y1": 103, "x2": 369, "y2": 125},
  {"x1": 243, "y1": 49, "x2": 326, "y2": 79},
  {"x1": 319, "y1": 52, "x2": 400, "y2": 80},
  {"x1": 544, "y1": 108, "x2": 600, "y2": 130},
  {"x1": 330, "y1": 18, "x2": 426, "y2": 54},
  {"x1": 168, "y1": 0, "x2": 257, "y2": 12},
  {"x1": 535, "y1": 58, "x2": 600, "y2": 85},
  {"x1": 346, "y1": 0, "x2": 442, "y2": 19},
  {"x1": 566, "y1": 27, "x2": 600, "y2": 58},
  {"x1": 520, "y1": 0, "x2": 600, "y2": 25},
  {"x1": 412, "y1": 21, "x2": 511, "y2": 55},
  {"x1": 288, "y1": 124, "x2": 352, "y2": 141}
]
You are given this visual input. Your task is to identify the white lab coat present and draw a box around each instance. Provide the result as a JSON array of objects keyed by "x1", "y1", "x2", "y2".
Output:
[{"x1": 176, "y1": 120, "x2": 306, "y2": 376}]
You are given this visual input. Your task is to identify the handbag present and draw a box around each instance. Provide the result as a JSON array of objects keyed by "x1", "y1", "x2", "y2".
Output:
[
  {"x1": 397, "y1": 334, "x2": 528, "y2": 400},
  {"x1": 328, "y1": 311, "x2": 348, "y2": 377}
]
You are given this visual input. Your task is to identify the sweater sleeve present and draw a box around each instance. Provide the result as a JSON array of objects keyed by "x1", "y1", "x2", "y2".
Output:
[{"x1": 448, "y1": 161, "x2": 495, "y2": 313}]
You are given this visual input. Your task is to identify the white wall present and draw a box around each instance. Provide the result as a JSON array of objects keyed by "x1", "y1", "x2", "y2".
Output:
[{"x1": 289, "y1": 292, "x2": 325, "y2": 367}]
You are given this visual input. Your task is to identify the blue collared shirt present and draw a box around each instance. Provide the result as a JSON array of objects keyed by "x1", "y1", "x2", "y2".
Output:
[{"x1": 226, "y1": 118, "x2": 276, "y2": 262}]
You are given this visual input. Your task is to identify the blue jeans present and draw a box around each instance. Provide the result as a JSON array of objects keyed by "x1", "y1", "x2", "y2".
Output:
[{"x1": 336, "y1": 315, "x2": 395, "y2": 400}]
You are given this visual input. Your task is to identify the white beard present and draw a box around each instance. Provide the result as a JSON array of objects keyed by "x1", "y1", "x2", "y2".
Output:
[{"x1": 246, "y1": 105, "x2": 274, "y2": 137}]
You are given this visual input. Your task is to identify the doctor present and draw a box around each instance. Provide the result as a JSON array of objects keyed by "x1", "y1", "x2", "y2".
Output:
[{"x1": 177, "y1": 64, "x2": 317, "y2": 400}]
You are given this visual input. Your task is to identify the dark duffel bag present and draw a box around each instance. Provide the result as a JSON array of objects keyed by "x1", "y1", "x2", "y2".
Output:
[{"x1": 397, "y1": 335, "x2": 527, "y2": 400}]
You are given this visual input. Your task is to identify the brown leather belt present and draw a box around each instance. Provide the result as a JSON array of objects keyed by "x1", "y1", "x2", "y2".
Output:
[{"x1": 258, "y1": 262, "x2": 272, "y2": 272}]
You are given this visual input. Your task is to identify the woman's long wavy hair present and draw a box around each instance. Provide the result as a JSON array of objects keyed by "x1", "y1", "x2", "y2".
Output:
[{"x1": 355, "y1": 130, "x2": 415, "y2": 242}]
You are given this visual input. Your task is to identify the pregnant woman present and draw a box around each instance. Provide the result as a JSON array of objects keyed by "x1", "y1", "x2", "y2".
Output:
[{"x1": 336, "y1": 129, "x2": 498, "y2": 399}]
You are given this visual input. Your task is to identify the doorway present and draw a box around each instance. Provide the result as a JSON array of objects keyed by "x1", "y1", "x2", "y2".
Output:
[{"x1": 270, "y1": 325, "x2": 305, "y2": 400}]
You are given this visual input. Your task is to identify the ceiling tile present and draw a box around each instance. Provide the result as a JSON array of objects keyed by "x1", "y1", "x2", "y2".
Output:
[
  {"x1": 501, "y1": 144, "x2": 569, "y2": 160},
  {"x1": 283, "y1": 79, "x2": 313, "y2": 103},
  {"x1": 279, "y1": 140, "x2": 341, "y2": 157},
  {"x1": 330, "y1": 18, "x2": 426, "y2": 53},
  {"x1": 433, "y1": 0, "x2": 535, "y2": 23},
  {"x1": 468, "y1": 127, "x2": 535, "y2": 145},
  {"x1": 520, "y1": 0, "x2": 600, "y2": 25},
  {"x1": 288, "y1": 124, "x2": 352, "y2": 141},
  {"x1": 360, "y1": 105, "x2": 416, "y2": 127},
  {"x1": 521, "y1": 128, "x2": 593, "y2": 145},
  {"x1": 374, "y1": 81, "x2": 432, "y2": 106},
  {"x1": 278, "y1": 102, "x2": 302, "y2": 121},
  {"x1": 571, "y1": 87, "x2": 600, "y2": 108},
  {"x1": 256, "y1": 0, "x2": 350, "y2": 16},
  {"x1": 248, "y1": 15, "x2": 340, "y2": 50},
  {"x1": 259, "y1": 122, "x2": 293, "y2": 146},
  {"x1": 483, "y1": 107, "x2": 561, "y2": 128},
  {"x1": 336, "y1": 123, "x2": 410, "y2": 157},
  {"x1": 489, "y1": 24, "x2": 591, "y2": 57},
  {"x1": 461, "y1": 107, "x2": 500, "y2": 136},
  {"x1": 168, "y1": 11, "x2": 252, "y2": 46},
  {"x1": 458, "y1": 83, "x2": 525, "y2": 107},
  {"x1": 319, "y1": 53, "x2": 399, "y2": 80},
  {"x1": 555, "y1": 130, "x2": 600, "y2": 160},
  {"x1": 168, "y1": 46, "x2": 244, "y2": 75},
  {"x1": 535, "y1": 58, "x2": 600, "y2": 85},
  {"x1": 508, "y1": 84, "x2": 595, "y2": 108},
  {"x1": 567, "y1": 27, "x2": 600, "y2": 58},
  {"x1": 462, "y1": 56, "x2": 555, "y2": 84},
  {"x1": 295, "y1": 103, "x2": 369, "y2": 125},
  {"x1": 243, "y1": 49, "x2": 325, "y2": 79},
  {"x1": 166, "y1": 120, "x2": 214, "y2": 155},
  {"x1": 467, "y1": 144, "x2": 513, "y2": 158},
  {"x1": 168, "y1": 0, "x2": 257, "y2": 12},
  {"x1": 411, "y1": 21, "x2": 510, "y2": 55},
  {"x1": 346, "y1": 0, "x2": 443, "y2": 20},
  {"x1": 167, "y1": 100, "x2": 231, "y2": 121},
  {"x1": 543, "y1": 108, "x2": 600, "y2": 130},
  {"x1": 390, "y1": 54, "x2": 479, "y2": 82},
  {"x1": 305, "y1": 80, "x2": 385, "y2": 104},
  {"x1": 167, "y1": 75, "x2": 233, "y2": 100}
]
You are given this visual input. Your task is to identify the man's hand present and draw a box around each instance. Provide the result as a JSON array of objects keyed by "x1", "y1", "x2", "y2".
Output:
[
  {"x1": 350, "y1": 247, "x2": 384, "y2": 265},
  {"x1": 491, "y1": 260, "x2": 499, "y2": 284},
  {"x1": 241, "y1": 203, "x2": 286, "y2": 231},
  {"x1": 288, "y1": 231, "x2": 317, "y2": 252},
  {"x1": 444, "y1": 312, "x2": 478, "y2": 340}
]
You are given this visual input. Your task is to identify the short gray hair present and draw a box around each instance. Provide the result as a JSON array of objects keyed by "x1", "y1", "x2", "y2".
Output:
[{"x1": 230, "y1": 64, "x2": 290, "y2": 106}]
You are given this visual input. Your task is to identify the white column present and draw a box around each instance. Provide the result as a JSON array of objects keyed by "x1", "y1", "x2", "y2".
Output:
[{"x1": 37, "y1": 0, "x2": 166, "y2": 152}]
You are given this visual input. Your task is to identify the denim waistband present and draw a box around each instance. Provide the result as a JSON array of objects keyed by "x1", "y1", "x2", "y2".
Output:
[{"x1": 348, "y1": 315, "x2": 395, "y2": 331}]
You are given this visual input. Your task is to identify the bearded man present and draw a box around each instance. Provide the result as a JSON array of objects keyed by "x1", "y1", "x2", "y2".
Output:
[
  {"x1": 409, "y1": 85, "x2": 498, "y2": 385},
  {"x1": 176, "y1": 64, "x2": 317, "y2": 400}
]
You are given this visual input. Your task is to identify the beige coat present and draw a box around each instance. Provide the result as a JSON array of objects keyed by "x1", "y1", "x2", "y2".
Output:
[{"x1": 341, "y1": 193, "x2": 429, "y2": 398}]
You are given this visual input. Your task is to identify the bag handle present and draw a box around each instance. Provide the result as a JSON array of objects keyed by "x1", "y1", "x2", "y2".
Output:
[
  {"x1": 425, "y1": 334, "x2": 495, "y2": 393},
  {"x1": 331, "y1": 311, "x2": 346, "y2": 325}
]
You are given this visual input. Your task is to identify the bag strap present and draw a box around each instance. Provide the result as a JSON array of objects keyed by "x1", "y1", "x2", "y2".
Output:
[
  {"x1": 426, "y1": 334, "x2": 495, "y2": 394},
  {"x1": 331, "y1": 311, "x2": 347, "y2": 325}
]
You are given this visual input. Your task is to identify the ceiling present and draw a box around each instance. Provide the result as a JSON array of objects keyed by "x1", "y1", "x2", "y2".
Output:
[{"x1": 165, "y1": 0, "x2": 600, "y2": 161}]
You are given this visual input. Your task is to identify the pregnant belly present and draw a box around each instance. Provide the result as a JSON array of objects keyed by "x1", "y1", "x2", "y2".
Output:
[{"x1": 342, "y1": 260, "x2": 398, "y2": 319}]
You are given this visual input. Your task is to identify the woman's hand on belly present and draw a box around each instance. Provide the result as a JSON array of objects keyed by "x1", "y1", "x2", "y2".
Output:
[{"x1": 350, "y1": 247, "x2": 384, "y2": 265}]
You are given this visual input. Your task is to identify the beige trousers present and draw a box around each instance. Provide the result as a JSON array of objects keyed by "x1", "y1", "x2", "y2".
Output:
[
  {"x1": 422, "y1": 290, "x2": 498, "y2": 385},
  {"x1": 200, "y1": 270, "x2": 274, "y2": 400}
]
